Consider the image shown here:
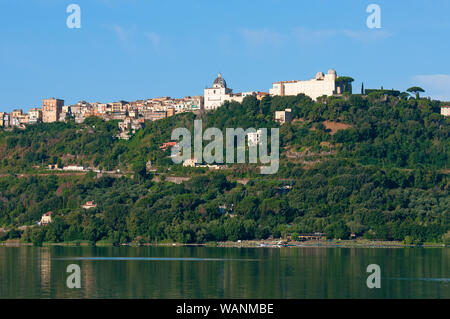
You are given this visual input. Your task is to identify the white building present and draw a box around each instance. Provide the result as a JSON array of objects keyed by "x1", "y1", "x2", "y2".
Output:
[
  {"x1": 183, "y1": 158, "x2": 197, "y2": 167},
  {"x1": 269, "y1": 69, "x2": 348, "y2": 101},
  {"x1": 40, "y1": 212, "x2": 53, "y2": 225},
  {"x1": 28, "y1": 108, "x2": 42, "y2": 124},
  {"x1": 440, "y1": 105, "x2": 450, "y2": 117},
  {"x1": 204, "y1": 73, "x2": 256, "y2": 110},
  {"x1": 247, "y1": 129, "x2": 263, "y2": 147},
  {"x1": 63, "y1": 165, "x2": 85, "y2": 171}
]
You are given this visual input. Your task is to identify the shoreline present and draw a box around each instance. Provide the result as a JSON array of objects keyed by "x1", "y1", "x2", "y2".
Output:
[{"x1": 0, "y1": 239, "x2": 447, "y2": 248}]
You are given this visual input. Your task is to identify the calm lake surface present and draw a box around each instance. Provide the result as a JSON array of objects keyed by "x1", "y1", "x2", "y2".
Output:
[{"x1": 0, "y1": 246, "x2": 448, "y2": 299}]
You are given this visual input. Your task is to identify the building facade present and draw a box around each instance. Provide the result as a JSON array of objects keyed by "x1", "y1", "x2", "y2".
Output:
[
  {"x1": 275, "y1": 108, "x2": 293, "y2": 125},
  {"x1": 28, "y1": 108, "x2": 42, "y2": 124},
  {"x1": 204, "y1": 73, "x2": 255, "y2": 110},
  {"x1": 440, "y1": 105, "x2": 450, "y2": 117},
  {"x1": 42, "y1": 98, "x2": 64, "y2": 123},
  {"x1": 269, "y1": 69, "x2": 347, "y2": 101},
  {"x1": 247, "y1": 129, "x2": 263, "y2": 147}
]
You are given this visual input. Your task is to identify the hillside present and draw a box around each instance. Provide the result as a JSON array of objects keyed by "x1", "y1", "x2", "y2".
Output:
[{"x1": 0, "y1": 93, "x2": 449, "y2": 245}]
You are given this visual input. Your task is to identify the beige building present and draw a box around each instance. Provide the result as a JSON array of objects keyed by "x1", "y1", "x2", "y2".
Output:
[
  {"x1": 440, "y1": 105, "x2": 450, "y2": 117},
  {"x1": 82, "y1": 201, "x2": 97, "y2": 210},
  {"x1": 275, "y1": 108, "x2": 293, "y2": 125},
  {"x1": 111, "y1": 101, "x2": 127, "y2": 113},
  {"x1": 43, "y1": 98, "x2": 64, "y2": 123},
  {"x1": 11, "y1": 109, "x2": 23, "y2": 118},
  {"x1": 10, "y1": 109, "x2": 28, "y2": 127},
  {"x1": 269, "y1": 69, "x2": 348, "y2": 101}
]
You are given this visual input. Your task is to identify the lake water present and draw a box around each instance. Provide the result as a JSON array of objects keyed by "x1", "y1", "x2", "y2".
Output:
[{"x1": 0, "y1": 246, "x2": 448, "y2": 299}]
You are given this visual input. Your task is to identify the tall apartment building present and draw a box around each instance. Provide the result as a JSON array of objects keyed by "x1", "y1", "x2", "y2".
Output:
[{"x1": 42, "y1": 98, "x2": 64, "y2": 123}]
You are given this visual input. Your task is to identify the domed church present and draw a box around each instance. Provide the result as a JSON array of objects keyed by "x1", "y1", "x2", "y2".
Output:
[
  {"x1": 204, "y1": 73, "x2": 258, "y2": 110},
  {"x1": 204, "y1": 73, "x2": 235, "y2": 110}
]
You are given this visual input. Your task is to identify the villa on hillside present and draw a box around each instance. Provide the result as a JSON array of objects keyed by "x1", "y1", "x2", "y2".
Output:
[
  {"x1": 275, "y1": 108, "x2": 293, "y2": 125},
  {"x1": 40, "y1": 212, "x2": 53, "y2": 225},
  {"x1": 183, "y1": 158, "x2": 197, "y2": 167},
  {"x1": 440, "y1": 105, "x2": 450, "y2": 117},
  {"x1": 82, "y1": 201, "x2": 97, "y2": 210}
]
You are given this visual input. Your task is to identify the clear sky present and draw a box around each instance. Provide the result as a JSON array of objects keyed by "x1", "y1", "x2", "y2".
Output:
[{"x1": 1, "y1": 0, "x2": 450, "y2": 112}]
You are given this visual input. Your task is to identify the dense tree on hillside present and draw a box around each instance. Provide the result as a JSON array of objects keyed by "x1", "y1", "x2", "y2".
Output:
[{"x1": 0, "y1": 93, "x2": 448, "y2": 243}]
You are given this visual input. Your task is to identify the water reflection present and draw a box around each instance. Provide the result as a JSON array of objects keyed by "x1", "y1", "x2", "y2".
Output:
[{"x1": 0, "y1": 246, "x2": 448, "y2": 299}]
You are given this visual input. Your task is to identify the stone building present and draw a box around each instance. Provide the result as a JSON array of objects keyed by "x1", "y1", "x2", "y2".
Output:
[{"x1": 269, "y1": 69, "x2": 349, "y2": 101}]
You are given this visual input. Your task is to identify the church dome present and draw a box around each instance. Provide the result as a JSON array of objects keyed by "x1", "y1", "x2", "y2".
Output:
[{"x1": 213, "y1": 73, "x2": 227, "y2": 88}]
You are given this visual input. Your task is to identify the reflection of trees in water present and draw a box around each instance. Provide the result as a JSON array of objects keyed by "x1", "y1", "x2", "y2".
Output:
[
  {"x1": 39, "y1": 247, "x2": 51, "y2": 297},
  {"x1": 38, "y1": 247, "x2": 52, "y2": 294},
  {"x1": 0, "y1": 246, "x2": 448, "y2": 298}
]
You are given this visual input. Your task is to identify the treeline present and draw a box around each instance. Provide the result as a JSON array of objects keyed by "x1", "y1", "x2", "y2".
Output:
[{"x1": 0, "y1": 161, "x2": 448, "y2": 245}]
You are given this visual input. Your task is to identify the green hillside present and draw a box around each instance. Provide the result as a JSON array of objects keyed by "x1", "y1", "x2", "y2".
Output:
[{"x1": 0, "y1": 93, "x2": 449, "y2": 245}]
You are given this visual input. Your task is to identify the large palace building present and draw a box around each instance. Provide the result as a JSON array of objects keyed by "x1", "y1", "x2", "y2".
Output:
[{"x1": 269, "y1": 69, "x2": 349, "y2": 101}]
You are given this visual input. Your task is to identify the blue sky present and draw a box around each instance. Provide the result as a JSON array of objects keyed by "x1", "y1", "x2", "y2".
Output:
[{"x1": 1, "y1": 0, "x2": 450, "y2": 112}]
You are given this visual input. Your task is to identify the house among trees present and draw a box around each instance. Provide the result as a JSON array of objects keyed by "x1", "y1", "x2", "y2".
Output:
[
  {"x1": 82, "y1": 201, "x2": 97, "y2": 210},
  {"x1": 297, "y1": 233, "x2": 327, "y2": 241},
  {"x1": 275, "y1": 108, "x2": 293, "y2": 125},
  {"x1": 183, "y1": 158, "x2": 197, "y2": 167},
  {"x1": 40, "y1": 212, "x2": 53, "y2": 225},
  {"x1": 440, "y1": 105, "x2": 450, "y2": 117},
  {"x1": 160, "y1": 142, "x2": 177, "y2": 151}
]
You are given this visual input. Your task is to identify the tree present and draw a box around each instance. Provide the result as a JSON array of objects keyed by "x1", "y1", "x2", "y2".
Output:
[
  {"x1": 336, "y1": 76, "x2": 354, "y2": 93},
  {"x1": 407, "y1": 87, "x2": 425, "y2": 99}
]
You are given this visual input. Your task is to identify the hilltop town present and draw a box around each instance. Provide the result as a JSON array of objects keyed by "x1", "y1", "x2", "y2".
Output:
[
  {"x1": 2, "y1": 70, "x2": 449, "y2": 142},
  {"x1": 0, "y1": 69, "x2": 448, "y2": 246},
  {"x1": 0, "y1": 70, "x2": 361, "y2": 139}
]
